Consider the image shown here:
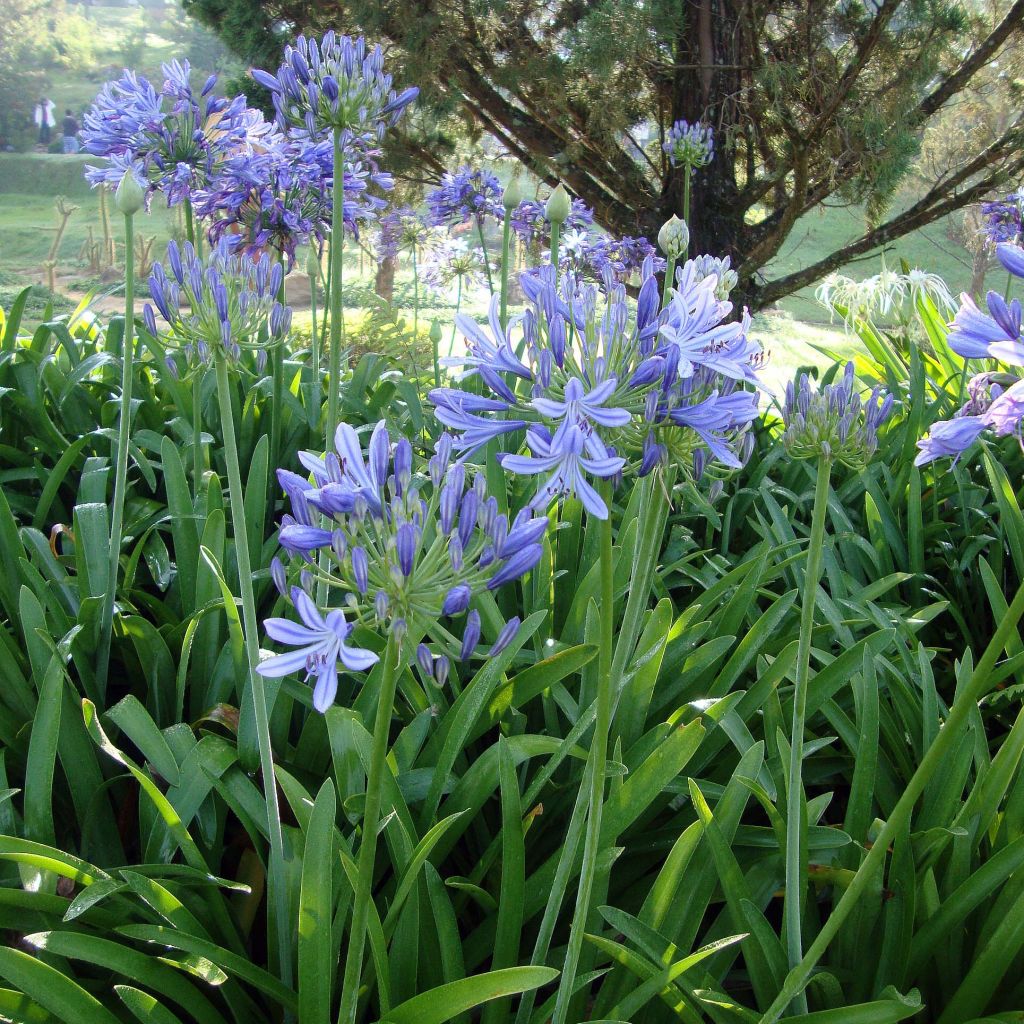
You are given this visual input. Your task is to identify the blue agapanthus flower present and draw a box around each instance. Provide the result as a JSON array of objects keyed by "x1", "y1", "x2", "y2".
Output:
[
  {"x1": 82, "y1": 60, "x2": 267, "y2": 206},
  {"x1": 917, "y1": 242, "x2": 1024, "y2": 465},
  {"x1": 663, "y1": 119, "x2": 715, "y2": 169},
  {"x1": 981, "y1": 193, "x2": 1023, "y2": 247},
  {"x1": 426, "y1": 166, "x2": 504, "y2": 228},
  {"x1": 258, "y1": 588, "x2": 378, "y2": 712},
  {"x1": 262, "y1": 423, "x2": 542, "y2": 710},
  {"x1": 430, "y1": 256, "x2": 763, "y2": 518},
  {"x1": 252, "y1": 32, "x2": 417, "y2": 146},
  {"x1": 193, "y1": 133, "x2": 391, "y2": 265},
  {"x1": 560, "y1": 230, "x2": 665, "y2": 284},
  {"x1": 510, "y1": 197, "x2": 595, "y2": 246}
]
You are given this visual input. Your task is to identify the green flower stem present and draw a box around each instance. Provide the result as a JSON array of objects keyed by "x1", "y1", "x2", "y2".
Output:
[
  {"x1": 782, "y1": 456, "x2": 831, "y2": 1014},
  {"x1": 326, "y1": 125, "x2": 346, "y2": 450},
  {"x1": 550, "y1": 221, "x2": 562, "y2": 284},
  {"x1": 309, "y1": 259, "x2": 321, "y2": 435},
  {"x1": 213, "y1": 351, "x2": 292, "y2": 993},
  {"x1": 448, "y1": 277, "x2": 463, "y2": 359},
  {"x1": 412, "y1": 243, "x2": 421, "y2": 357},
  {"x1": 191, "y1": 372, "x2": 204, "y2": 493},
  {"x1": 683, "y1": 168, "x2": 692, "y2": 231},
  {"x1": 269, "y1": 254, "x2": 286, "y2": 510},
  {"x1": 477, "y1": 215, "x2": 495, "y2": 296},
  {"x1": 183, "y1": 197, "x2": 196, "y2": 247},
  {"x1": 761, "y1": 572, "x2": 1024, "y2": 1023},
  {"x1": 552, "y1": 479, "x2": 615, "y2": 1024},
  {"x1": 662, "y1": 254, "x2": 677, "y2": 305},
  {"x1": 337, "y1": 632, "x2": 401, "y2": 1024},
  {"x1": 500, "y1": 209, "x2": 512, "y2": 330},
  {"x1": 96, "y1": 210, "x2": 136, "y2": 696}
]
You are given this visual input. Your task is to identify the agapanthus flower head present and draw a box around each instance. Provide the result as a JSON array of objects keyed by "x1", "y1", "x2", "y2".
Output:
[
  {"x1": 261, "y1": 423, "x2": 543, "y2": 710},
  {"x1": 783, "y1": 362, "x2": 894, "y2": 468},
  {"x1": 560, "y1": 232, "x2": 665, "y2": 284},
  {"x1": 83, "y1": 61, "x2": 265, "y2": 206},
  {"x1": 372, "y1": 205, "x2": 434, "y2": 263},
  {"x1": 663, "y1": 119, "x2": 714, "y2": 169},
  {"x1": 426, "y1": 166, "x2": 504, "y2": 228},
  {"x1": 431, "y1": 258, "x2": 763, "y2": 517},
  {"x1": 510, "y1": 197, "x2": 594, "y2": 247},
  {"x1": 144, "y1": 237, "x2": 291, "y2": 369},
  {"x1": 917, "y1": 254, "x2": 1024, "y2": 465},
  {"x1": 252, "y1": 32, "x2": 418, "y2": 145},
  {"x1": 421, "y1": 239, "x2": 489, "y2": 295},
  {"x1": 193, "y1": 134, "x2": 390, "y2": 265},
  {"x1": 981, "y1": 192, "x2": 1023, "y2": 248}
]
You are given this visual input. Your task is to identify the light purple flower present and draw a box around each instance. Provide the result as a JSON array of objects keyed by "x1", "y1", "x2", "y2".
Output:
[
  {"x1": 915, "y1": 416, "x2": 987, "y2": 466},
  {"x1": 502, "y1": 424, "x2": 624, "y2": 519},
  {"x1": 257, "y1": 587, "x2": 378, "y2": 712}
]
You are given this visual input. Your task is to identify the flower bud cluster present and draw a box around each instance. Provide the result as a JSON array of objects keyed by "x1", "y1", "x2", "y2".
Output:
[
  {"x1": 252, "y1": 32, "x2": 418, "y2": 143},
  {"x1": 663, "y1": 119, "x2": 714, "y2": 170},
  {"x1": 783, "y1": 362, "x2": 894, "y2": 468},
  {"x1": 144, "y1": 238, "x2": 291, "y2": 370}
]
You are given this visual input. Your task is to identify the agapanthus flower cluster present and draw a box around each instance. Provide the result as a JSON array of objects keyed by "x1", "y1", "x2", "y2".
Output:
[
  {"x1": 981, "y1": 192, "x2": 1023, "y2": 247},
  {"x1": 816, "y1": 266, "x2": 956, "y2": 325},
  {"x1": 144, "y1": 238, "x2": 291, "y2": 372},
  {"x1": 683, "y1": 254, "x2": 739, "y2": 300},
  {"x1": 421, "y1": 239, "x2": 489, "y2": 296},
  {"x1": 560, "y1": 231, "x2": 664, "y2": 283},
  {"x1": 430, "y1": 256, "x2": 762, "y2": 519},
  {"x1": 193, "y1": 135, "x2": 391, "y2": 265},
  {"x1": 83, "y1": 60, "x2": 268, "y2": 206},
  {"x1": 426, "y1": 167, "x2": 504, "y2": 228},
  {"x1": 663, "y1": 119, "x2": 714, "y2": 170},
  {"x1": 372, "y1": 206, "x2": 437, "y2": 263},
  {"x1": 510, "y1": 197, "x2": 595, "y2": 247},
  {"x1": 782, "y1": 362, "x2": 894, "y2": 468},
  {"x1": 916, "y1": 242, "x2": 1024, "y2": 466},
  {"x1": 259, "y1": 423, "x2": 543, "y2": 711},
  {"x1": 252, "y1": 32, "x2": 417, "y2": 145}
]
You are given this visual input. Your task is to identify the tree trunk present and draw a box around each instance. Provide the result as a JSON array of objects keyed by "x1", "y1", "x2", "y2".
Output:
[{"x1": 375, "y1": 257, "x2": 395, "y2": 303}]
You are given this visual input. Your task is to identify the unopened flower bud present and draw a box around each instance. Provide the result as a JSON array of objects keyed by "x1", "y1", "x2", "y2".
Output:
[
  {"x1": 502, "y1": 175, "x2": 524, "y2": 211},
  {"x1": 115, "y1": 169, "x2": 146, "y2": 216},
  {"x1": 545, "y1": 183, "x2": 571, "y2": 225},
  {"x1": 306, "y1": 248, "x2": 321, "y2": 282},
  {"x1": 657, "y1": 215, "x2": 689, "y2": 259}
]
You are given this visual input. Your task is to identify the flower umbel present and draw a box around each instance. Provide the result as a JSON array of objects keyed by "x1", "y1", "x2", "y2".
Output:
[
  {"x1": 783, "y1": 362, "x2": 894, "y2": 468},
  {"x1": 144, "y1": 238, "x2": 291, "y2": 370},
  {"x1": 264, "y1": 423, "x2": 544, "y2": 710}
]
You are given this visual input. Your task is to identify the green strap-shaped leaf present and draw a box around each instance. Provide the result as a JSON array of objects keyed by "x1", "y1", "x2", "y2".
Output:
[
  {"x1": 0, "y1": 946, "x2": 121, "y2": 1024},
  {"x1": 378, "y1": 967, "x2": 559, "y2": 1024},
  {"x1": 299, "y1": 779, "x2": 337, "y2": 1024}
]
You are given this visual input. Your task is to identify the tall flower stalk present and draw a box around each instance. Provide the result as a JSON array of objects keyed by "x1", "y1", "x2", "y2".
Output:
[
  {"x1": 143, "y1": 237, "x2": 293, "y2": 989},
  {"x1": 214, "y1": 348, "x2": 292, "y2": 988},
  {"x1": 780, "y1": 365, "x2": 892, "y2": 1011},
  {"x1": 96, "y1": 170, "x2": 145, "y2": 695},
  {"x1": 433, "y1": 257, "x2": 762, "y2": 1020},
  {"x1": 260, "y1": 423, "x2": 540, "y2": 1023}
]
